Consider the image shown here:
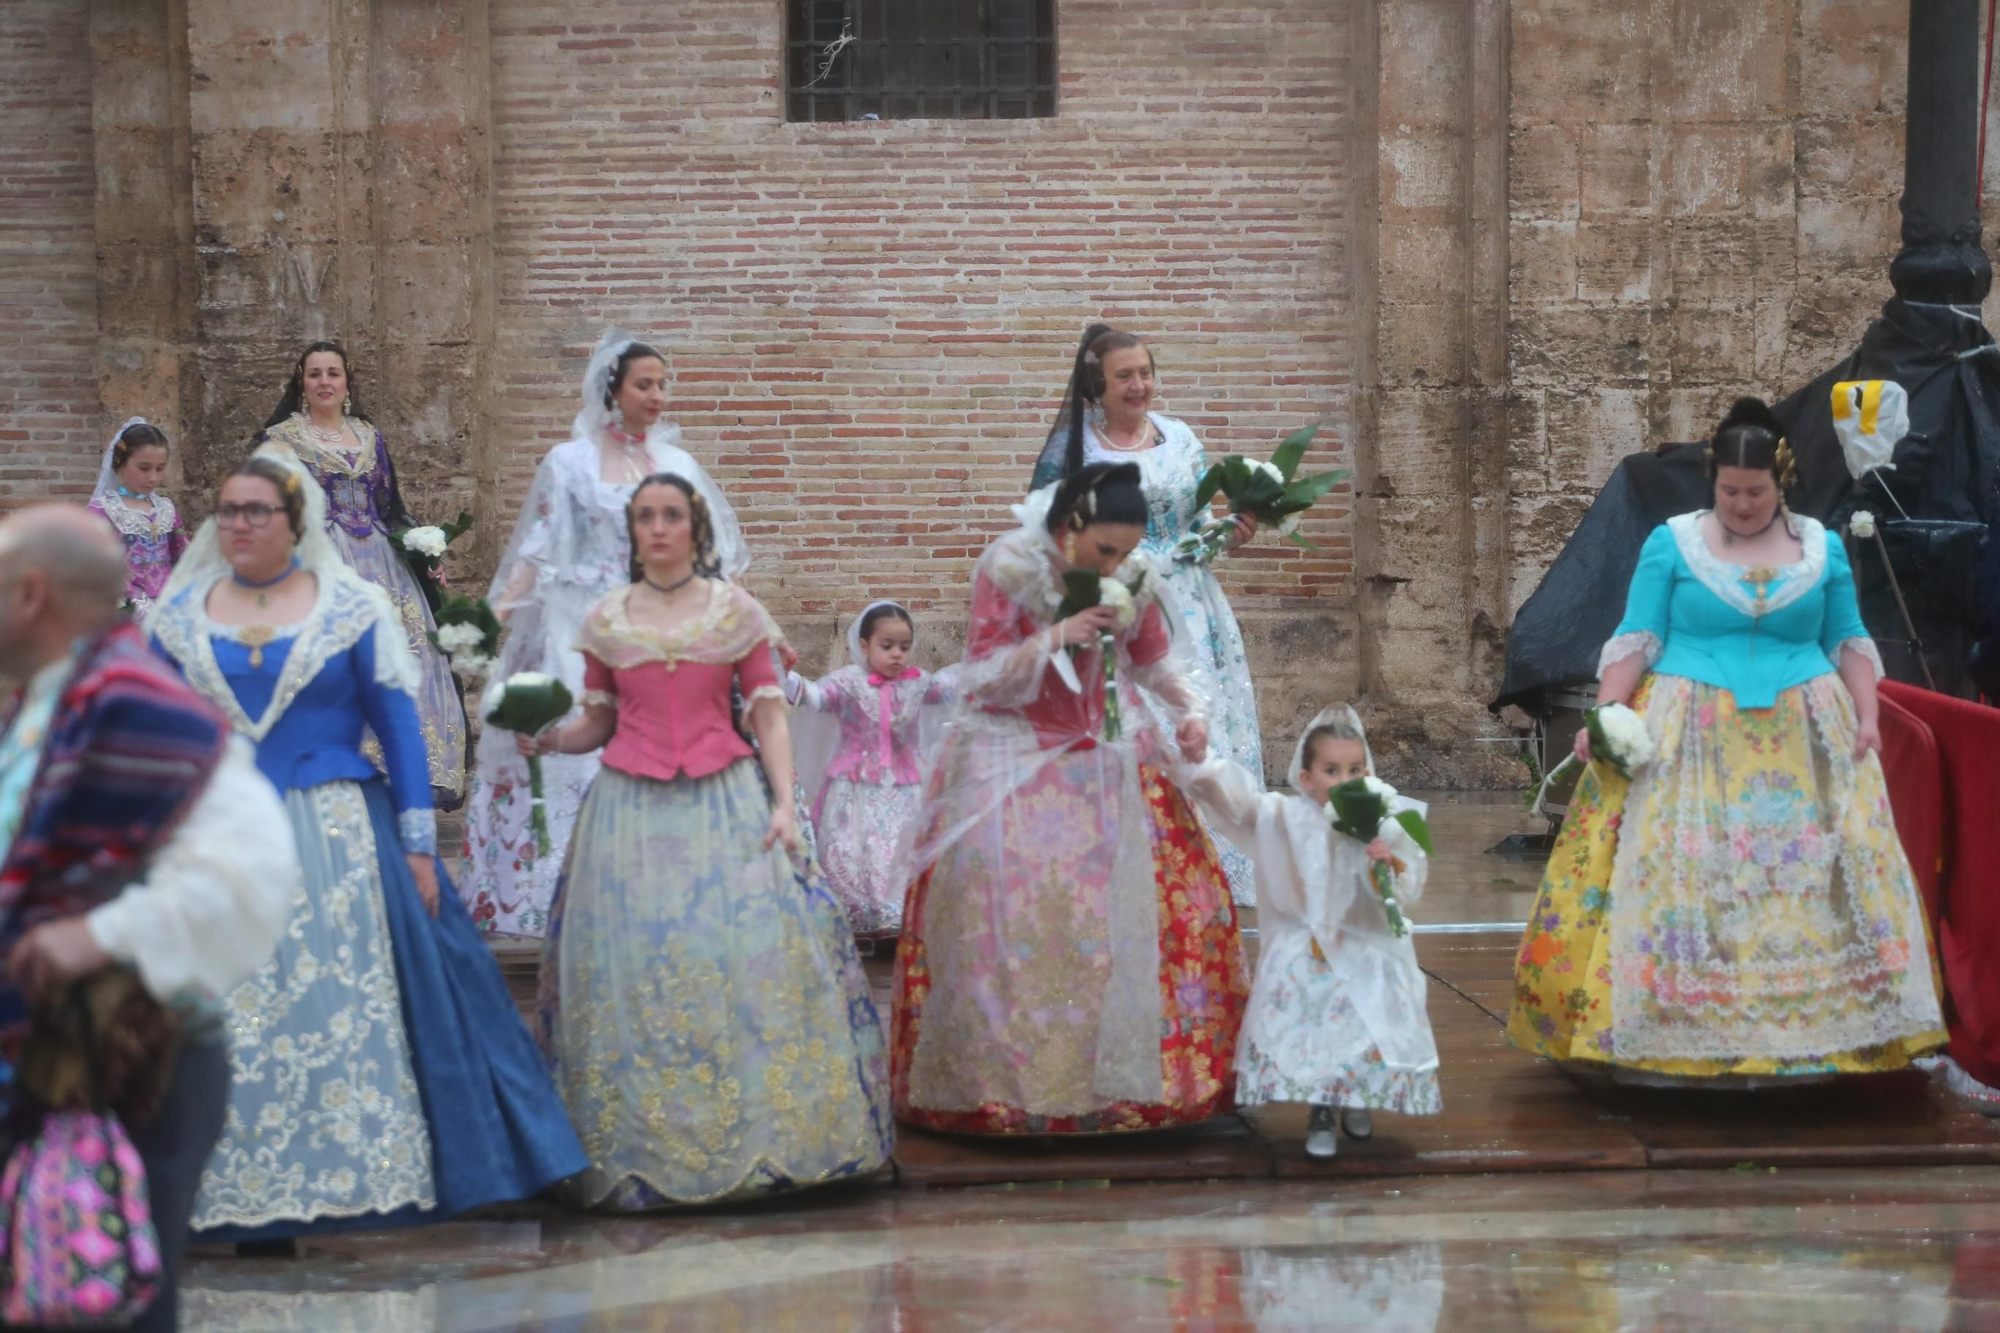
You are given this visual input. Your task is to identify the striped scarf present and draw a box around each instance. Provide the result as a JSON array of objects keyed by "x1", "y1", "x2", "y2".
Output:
[{"x1": 0, "y1": 623, "x2": 228, "y2": 1050}]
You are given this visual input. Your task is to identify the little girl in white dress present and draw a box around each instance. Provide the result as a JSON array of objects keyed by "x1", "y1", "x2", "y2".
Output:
[{"x1": 1186, "y1": 704, "x2": 1441, "y2": 1158}]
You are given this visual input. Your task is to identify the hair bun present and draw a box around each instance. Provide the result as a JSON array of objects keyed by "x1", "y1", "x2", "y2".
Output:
[{"x1": 1719, "y1": 395, "x2": 1785, "y2": 438}]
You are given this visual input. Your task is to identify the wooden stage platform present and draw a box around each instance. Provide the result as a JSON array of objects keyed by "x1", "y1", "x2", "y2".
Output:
[{"x1": 495, "y1": 931, "x2": 2000, "y2": 1191}]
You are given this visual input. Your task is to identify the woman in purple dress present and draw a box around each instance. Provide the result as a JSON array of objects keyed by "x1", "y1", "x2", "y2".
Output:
[
  {"x1": 88, "y1": 416, "x2": 189, "y2": 617},
  {"x1": 255, "y1": 340, "x2": 469, "y2": 807}
]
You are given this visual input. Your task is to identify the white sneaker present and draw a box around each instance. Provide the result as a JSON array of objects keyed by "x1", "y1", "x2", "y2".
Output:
[
  {"x1": 1304, "y1": 1105, "x2": 1338, "y2": 1159},
  {"x1": 1342, "y1": 1108, "x2": 1374, "y2": 1140}
]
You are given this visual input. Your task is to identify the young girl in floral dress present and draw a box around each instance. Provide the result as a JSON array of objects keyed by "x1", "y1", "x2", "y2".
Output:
[
  {"x1": 88, "y1": 417, "x2": 189, "y2": 616},
  {"x1": 1187, "y1": 705, "x2": 1440, "y2": 1158},
  {"x1": 787, "y1": 602, "x2": 955, "y2": 939}
]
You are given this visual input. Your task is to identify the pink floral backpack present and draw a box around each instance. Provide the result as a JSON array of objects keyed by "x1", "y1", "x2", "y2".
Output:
[{"x1": 0, "y1": 984, "x2": 163, "y2": 1326}]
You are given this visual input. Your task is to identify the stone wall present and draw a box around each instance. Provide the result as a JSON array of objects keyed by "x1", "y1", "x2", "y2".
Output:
[
  {"x1": 1504, "y1": 0, "x2": 1917, "y2": 617},
  {"x1": 0, "y1": 0, "x2": 1964, "y2": 785}
]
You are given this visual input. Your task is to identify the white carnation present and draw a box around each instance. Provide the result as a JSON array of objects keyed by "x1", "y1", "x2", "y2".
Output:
[
  {"x1": 450, "y1": 650, "x2": 494, "y2": 681},
  {"x1": 435, "y1": 622, "x2": 484, "y2": 655},
  {"x1": 1362, "y1": 775, "x2": 1398, "y2": 802},
  {"x1": 1848, "y1": 510, "x2": 1877, "y2": 540},
  {"x1": 1252, "y1": 460, "x2": 1285, "y2": 486},
  {"x1": 402, "y1": 525, "x2": 448, "y2": 559},
  {"x1": 509, "y1": 671, "x2": 556, "y2": 689},
  {"x1": 1098, "y1": 579, "x2": 1137, "y2": 628},
  {"x1": 480, "y1": 677, "x2": 507, "y2": 717},
  {"x1": 1593, "y1": 703, "x2": 1654, "y2": 768},
  {"x1": 1278, "y1": 512, "x2": 1302, "y2": 537}
]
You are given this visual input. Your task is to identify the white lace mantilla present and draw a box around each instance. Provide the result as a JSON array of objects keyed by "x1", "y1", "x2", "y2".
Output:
[
  {"x1": 1667, "y1": 511, "x2": 1827, "y2": 617},
  {"x1": 152, "y1": 573, "x2": 420, "y2": 743},
  {"x1": 97, "y1": 492, "x2": 179, "y2": 541}
]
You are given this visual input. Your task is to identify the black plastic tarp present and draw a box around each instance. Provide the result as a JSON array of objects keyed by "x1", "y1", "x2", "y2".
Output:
[
  {"x1": 1492, "y1": 443, "x2": 1710, "y2": 716},
  {"x1": 1773, "y1": 297, "x2": 2000, "y2": 694},
  {"x1": 1496, "y1": 296, "x2": 2000, "y2": 715}
]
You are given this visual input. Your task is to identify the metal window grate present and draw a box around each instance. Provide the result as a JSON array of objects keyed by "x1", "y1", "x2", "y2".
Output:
[{"x1": 786, "y1": 0, "x2": 1057, "y2": 123}]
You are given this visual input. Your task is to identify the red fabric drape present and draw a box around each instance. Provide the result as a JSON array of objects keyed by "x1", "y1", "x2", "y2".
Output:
[
  {"x1": 1881, "y1": 680, "x2": 2000, "y2": 1089},
  {"x1": 1878, "y1": 691, "x2": 1944, "y2": 927}
]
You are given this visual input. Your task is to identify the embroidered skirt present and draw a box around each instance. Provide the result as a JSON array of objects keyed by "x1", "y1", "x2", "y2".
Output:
[
  {"x1": 536, "y1": 760, "x2": 892, "y2": 1209},
  {"x1": 816, "y1": 777, "x2": 923, "y2": 936},
  {"x1": 891, "y1": 759, "x2": 1248, "y2": 1135},
  {"x1": 195, "y1": 780, "x2": 584, "y2": 1240},
  {"x1": 1235, "y1": 925, "x2": 1442, "y2": 1115},
  {"x1": 1507, "y1": 673, "x2": 1946, "y2": 1080}
]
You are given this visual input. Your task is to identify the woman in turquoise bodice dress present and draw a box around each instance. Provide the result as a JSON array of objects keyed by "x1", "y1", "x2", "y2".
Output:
[
  {"x1": 150, "y1": 454, "x2": 585, "y2": 1242},
  {"x1": 1508, "y1": 398, "x2": 1945, "y2": 1085}
]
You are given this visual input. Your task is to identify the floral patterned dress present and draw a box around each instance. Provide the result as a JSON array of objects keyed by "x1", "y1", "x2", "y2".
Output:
[
  {"x1": 1508, "y1": 512, "x2": 1946, "y2": 1080},
  {"x1": 890, "y1": 525, "x2": 1248, "y2": 1135},
  {"x1": 88, "y1": 491, "x2": 188, "y2": 617},
  {"x1": 259, "y1": 416, "x2": 467, "y2": 805},
  {"x1": 536, "y1": 582, "x2": 891, "y2": 1207},
  {"x1": 1071, "y1": 415, "x2": 1265, "y2": 908}
]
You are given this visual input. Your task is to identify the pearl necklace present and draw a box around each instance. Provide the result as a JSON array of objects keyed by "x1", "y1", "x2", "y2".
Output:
[{"x1": 306, "y1": 415, "x2": 348, "y2": 444}]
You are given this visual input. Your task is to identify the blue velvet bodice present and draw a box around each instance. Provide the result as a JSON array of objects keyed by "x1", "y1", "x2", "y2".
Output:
[{"x1": 149, "y1": 575, "x2": 435, "y2": 843}]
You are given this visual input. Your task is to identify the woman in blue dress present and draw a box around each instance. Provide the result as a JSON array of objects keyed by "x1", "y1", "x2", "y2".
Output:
[{"x1": 149, "y1": 452, "x2": 585, "y2": 1242}]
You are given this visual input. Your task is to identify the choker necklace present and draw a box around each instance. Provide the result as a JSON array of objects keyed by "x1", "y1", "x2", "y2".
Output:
[
  {"x1": 1719, "y1": 511, "x2": 1783, "y2": 545},
  {"x1": 643, "y1": 570, "x2": 698, "y2": 597},
  {"x1": 234, "y1": 558, "x2": 300, "y2": 608},
  {"x1": 115, "y1": 485, "x2": 152, "y2": 501}
]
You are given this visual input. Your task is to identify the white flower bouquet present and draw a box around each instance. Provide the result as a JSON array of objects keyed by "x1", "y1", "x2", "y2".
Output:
[
  {"x1": 1326, "y1": 776, "x2": 1434, "y2": 937},
  {"x1": 481, "y1": 671, "x2": 574, "y2": 857},
  {"x1": 1175, "y1": 423, "x2": 1351, "y2": 566},
  {"x1": 1532, "y1": 701, "x2": 1655, "y2": 816},
  {"x1": 1052, "y1": 559, "x2": 1151, "y2": 741},
  {"x1": 426, "y1": 594, "x2": 502, "y2": 682},
  {"x1": 394, "y1": 510, "x2": 473, "y2": 590}
]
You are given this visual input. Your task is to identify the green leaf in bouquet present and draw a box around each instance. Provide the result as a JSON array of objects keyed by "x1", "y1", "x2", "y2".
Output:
[
  {"x1": 1282, "y1": 467, "x2": 1352, "y2": 509},
  {"x1": 487, "y1": 677, "x2": 574, "y2": 734},
  {"x1": 440, "y1": 510, "x2": 475, "y2": 544},
  {"x1": 428, "y1": 593, "x2": 502, "y2": 657},
  {"x1": 1239, "y1": 470, "x2": 1287, "y2": 512},
  {"x1": 1284, "y1": 529, "x2": 1321, "y2": 551},
  {"x1": 1270, "y1": 422, "x2": 1321, "y2": 482},
  {"x1": 1052, "y1": 569, "x2": 1104, "y2": 622},
  {"x1": 1326, "y1": 777, "x2": 1386, "y2": 843},
  {"x1": 1393, "y1": 807, "x2": 1435, "y2": 855},
  {"x1": 1219, "y1": 455, "x2": 1255, "y2": 502},
  {"x1": 1193, "y1": 463, "x2": 1225, "y2": 511}
]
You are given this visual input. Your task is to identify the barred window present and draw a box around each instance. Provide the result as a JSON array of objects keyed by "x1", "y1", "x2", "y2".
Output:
[{"x1": 786, "y1": 0, "x2": 1057, "y2": 123}]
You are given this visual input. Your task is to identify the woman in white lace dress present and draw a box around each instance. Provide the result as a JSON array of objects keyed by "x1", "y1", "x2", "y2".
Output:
[
  {"x1": 457, "y1": 331, "x2": 748, "y2": 936},
  {"x1": 1030, "y1": 324, "x2": 1266, "y2": 907}
]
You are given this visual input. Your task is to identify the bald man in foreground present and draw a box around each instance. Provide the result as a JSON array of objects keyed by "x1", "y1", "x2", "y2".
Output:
[{"x1": 0, "y1": 504, "x2": 299, "y2": 1332}]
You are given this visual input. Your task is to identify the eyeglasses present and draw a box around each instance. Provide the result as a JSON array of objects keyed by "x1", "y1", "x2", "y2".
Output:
[{"x1": 215, "y1": 502, "x2": 282, "y2": 528}]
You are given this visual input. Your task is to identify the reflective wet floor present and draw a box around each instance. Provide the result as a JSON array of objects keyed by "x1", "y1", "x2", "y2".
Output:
[
  {"x1": 185, "y1": 1167, "x2": 2000, "y2": 1331},
  {"x1": 183, "y1": 796, "x2": 2000, "y2": 1330}
]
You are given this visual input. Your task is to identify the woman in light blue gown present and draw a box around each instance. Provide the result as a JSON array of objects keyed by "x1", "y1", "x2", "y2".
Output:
[{"x1": 150, "y1": 453, "x2": 586, "y2": 1242}]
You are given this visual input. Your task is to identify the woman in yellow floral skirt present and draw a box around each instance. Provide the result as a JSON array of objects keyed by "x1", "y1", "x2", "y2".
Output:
[{"x1": 1508, "y1": 398, "x2": 1945, "y2": 1084}]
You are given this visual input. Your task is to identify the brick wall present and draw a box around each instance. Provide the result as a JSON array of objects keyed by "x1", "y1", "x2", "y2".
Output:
[
  {"x1": 0, "y1": 1, "x2": 99, "y2": 504},
  {"x1": 487, "y1": 0, "x2": 1358, "y2": 670}
]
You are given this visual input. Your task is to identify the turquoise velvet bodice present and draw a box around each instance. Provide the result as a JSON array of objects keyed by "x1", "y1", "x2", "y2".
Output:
[{"x1": 1605, "y1": 512, "x2": 1874, "y2": 710}]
